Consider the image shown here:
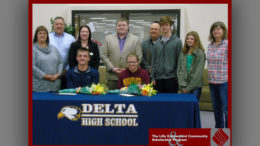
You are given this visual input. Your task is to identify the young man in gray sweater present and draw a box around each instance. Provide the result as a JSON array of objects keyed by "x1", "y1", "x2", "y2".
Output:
[{"x1": 151, "y1": 16, "x2": 182, "y2": 93}]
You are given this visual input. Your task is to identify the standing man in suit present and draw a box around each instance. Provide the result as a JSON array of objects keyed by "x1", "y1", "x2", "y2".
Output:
[
  {"x1": 49, "y1": 16, "x2": 75, "y2": 89},
  {"x1": 101, "y1": 17, "x2": 142, "y2": 90}
]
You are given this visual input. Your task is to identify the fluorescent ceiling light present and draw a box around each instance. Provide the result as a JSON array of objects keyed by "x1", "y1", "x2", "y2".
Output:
[
  {"x1": 102, "y1": 20, "x2": 116, "y2": 22},
  {"x1": 133, "y1": 27, "x2": 144, "y2": 29},
  {"x1": 94, "y1": 22, "x2": 106, "y2": 25},
  {"x1": 106, "y1": 24, "x2": 115, "y2": 26},
  {"x1": 135, "y1": 21, "x2": 151, "y2": 24},
  {"x1": 94, "y1": 26, "x2": 104, "y2": 28},
  {"x1": 129, "y1": 20, "x2": 144, "y2": 22},
  {"x1": 90, "y1": 18, "x2": 107, "y2": 20},
  {"x1": 130, "y1": 13, "x2": 152, "y2": 16}
]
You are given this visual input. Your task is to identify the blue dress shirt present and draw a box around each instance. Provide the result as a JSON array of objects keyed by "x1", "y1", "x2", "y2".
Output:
[{"x1": 49, "y1": 32, "x2": 75, "y2": 70}]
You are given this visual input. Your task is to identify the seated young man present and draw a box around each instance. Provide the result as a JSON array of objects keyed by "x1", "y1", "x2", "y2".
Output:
[
  {"x1": 66, "y1": 48, "x2": 99, "y2": 88},
  {"x1": 118, "y1": 53, "x2": 150, "y2": 88}
]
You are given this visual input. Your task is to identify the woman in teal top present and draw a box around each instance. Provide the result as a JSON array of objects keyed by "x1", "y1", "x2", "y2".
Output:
[{"x1": 177, "y1": 31, "x2": 206, "y2": 100}]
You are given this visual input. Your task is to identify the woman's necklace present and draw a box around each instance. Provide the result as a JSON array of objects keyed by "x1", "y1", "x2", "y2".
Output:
[{"x1": 81, "y1": 41, "x2": 89, "y2": 49}]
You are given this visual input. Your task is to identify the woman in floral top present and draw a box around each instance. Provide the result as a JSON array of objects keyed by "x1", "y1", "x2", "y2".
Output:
[{"x1": 207, "y1": 21, "x2": 228, "y2": 128}]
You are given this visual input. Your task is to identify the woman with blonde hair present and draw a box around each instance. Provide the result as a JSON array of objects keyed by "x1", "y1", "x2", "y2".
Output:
[{"x1": 177, "y1": 31, "x2": 206, "y2": 100}]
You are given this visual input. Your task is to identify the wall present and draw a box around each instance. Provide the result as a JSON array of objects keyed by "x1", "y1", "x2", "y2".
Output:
[
  {"x1": 33, "y1": 4, "x2": 228, "y2": 67},
  {"x1": 184, "y1": 4, "x2": 228, "y2": 53}
]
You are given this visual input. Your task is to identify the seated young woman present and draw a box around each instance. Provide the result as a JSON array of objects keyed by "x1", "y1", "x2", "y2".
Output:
[{"x1": 118, "y1": 53, "x2": 150, "y2": 89}]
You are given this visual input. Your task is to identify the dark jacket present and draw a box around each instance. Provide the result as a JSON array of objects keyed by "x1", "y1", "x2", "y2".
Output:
[
  {"x1": 68, "y1": 41, "x2": 100, "y2": 70},
  {"x1": 140, "y1": 37, "x2": 160, "y2": 72},
  {"x1": 66, "y1": 66, "x2": 99, "y2": 88},
  {"x1": 151, "y1": 34, "x2": 182, "y2": 81},
  {"x1": 177, "y1": 49, "x2": 206, "y2": 92}
]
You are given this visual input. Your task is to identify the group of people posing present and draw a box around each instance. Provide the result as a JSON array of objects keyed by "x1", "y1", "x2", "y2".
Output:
[{"x1": 33, "y1": 16, "x2": 228, "y2": 128}]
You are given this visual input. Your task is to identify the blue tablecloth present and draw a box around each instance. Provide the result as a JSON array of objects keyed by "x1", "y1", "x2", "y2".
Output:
[{"x1": 33, "y1": 92, "x2": 201, "y2": 145}]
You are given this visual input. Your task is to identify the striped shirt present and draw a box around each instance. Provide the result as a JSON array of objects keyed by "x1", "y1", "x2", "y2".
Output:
[{"x1": 207, "y1": 39, "x2": 228, "y2": 84}]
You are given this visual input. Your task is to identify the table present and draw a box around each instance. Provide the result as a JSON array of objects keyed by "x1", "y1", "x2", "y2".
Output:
[{"x1": 32, "y1": 92, "x2": 201, "y2": 145}]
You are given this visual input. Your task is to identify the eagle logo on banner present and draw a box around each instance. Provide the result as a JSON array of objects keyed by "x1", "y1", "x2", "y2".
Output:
[{"x1": 57, "y1": 106, "x2": 81, "y2": 121}]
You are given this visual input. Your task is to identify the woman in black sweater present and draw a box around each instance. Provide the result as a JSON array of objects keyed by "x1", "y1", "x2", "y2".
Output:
[{"x1": 68, "y1": 25, "x2": 100, "y2": 70}]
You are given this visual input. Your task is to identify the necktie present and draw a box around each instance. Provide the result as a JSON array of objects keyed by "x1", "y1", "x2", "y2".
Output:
[{"x1": 147, "y1": 42, "x2": 151, "y2": 65}]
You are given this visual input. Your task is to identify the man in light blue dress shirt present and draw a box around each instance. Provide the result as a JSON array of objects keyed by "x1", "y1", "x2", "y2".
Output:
[{"x1": 49, "y1": 16, "x2": 75, "y2": 89}]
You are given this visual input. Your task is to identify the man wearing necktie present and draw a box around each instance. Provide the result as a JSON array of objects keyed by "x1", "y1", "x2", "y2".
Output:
[{"x1": 141, "y1": 22, "x2": 161, "y2": 74}]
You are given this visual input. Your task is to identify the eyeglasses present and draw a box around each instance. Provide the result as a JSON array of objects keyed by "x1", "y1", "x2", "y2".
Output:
[{"x1": 127, "y1": 61, "x2": 137, "y2": 64}]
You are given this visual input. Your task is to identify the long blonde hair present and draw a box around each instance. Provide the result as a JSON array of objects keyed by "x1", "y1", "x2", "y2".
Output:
[{"x1": 182, "y1": 31, "x2": 204, "y2": 54}]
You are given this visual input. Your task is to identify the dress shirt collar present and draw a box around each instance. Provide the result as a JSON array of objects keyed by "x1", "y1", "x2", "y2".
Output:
[
  {"x1": 117, "y1": 33, "x2": 128, "y2": 40},
  {"x1": 54, "y1": 32, "x2": 65, "y2": 37}
]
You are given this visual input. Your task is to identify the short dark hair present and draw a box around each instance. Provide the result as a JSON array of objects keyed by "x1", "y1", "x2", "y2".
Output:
[
  {"x1": 116, "y1": 17, "x2": 129, "y2": 25},
  {"x1": 77, "y1": 25, "x2": 92, "y2": 47},
  {"x1": 76, "y1": 47, "x2": 90, "y2": 56},
  {"x1": 209, "y1": 21, "x2": 228, "y2": 42},
  {"x1": 33, "y1": 25, "x2": 49, "y2": 45}
]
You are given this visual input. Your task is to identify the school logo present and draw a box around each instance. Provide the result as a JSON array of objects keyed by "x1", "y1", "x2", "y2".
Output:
[
  {"x1": 57, "y1": 103, "x2": 139, "y2": 127},
  {"x1": 211, "y1": 128, "x2": 230, "y2": 146},
  {"x1": 57, "y1": 106, "x2": 81, "y2": 121}
]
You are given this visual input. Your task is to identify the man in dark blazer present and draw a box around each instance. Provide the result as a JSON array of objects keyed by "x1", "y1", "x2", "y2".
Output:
[{"x1": 141, "y1": 22, "x2": 161, "y2": 74}]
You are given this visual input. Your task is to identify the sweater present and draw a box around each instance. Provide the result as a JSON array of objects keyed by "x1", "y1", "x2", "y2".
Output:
[
  {"x1": 33, "y1": 43, "x2": 63, "y2": 92},
  {"x1": 151, "y1": 34, "x2": 182, "y2": 81},
  {"x1": 118, "y1": 67, "x2": 150, "y2": 88},
  {"x1": 66, "y1": 66, "x2": 99, "y2": 88}
]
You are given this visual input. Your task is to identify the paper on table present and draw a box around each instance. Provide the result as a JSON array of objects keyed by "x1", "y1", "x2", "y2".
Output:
[
  {"x1": 58, "y1": 93, "x2": 77, "y2": 95},
  {"x1": 119, "y1": 94, "x2": 135, "y2": 97}
]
